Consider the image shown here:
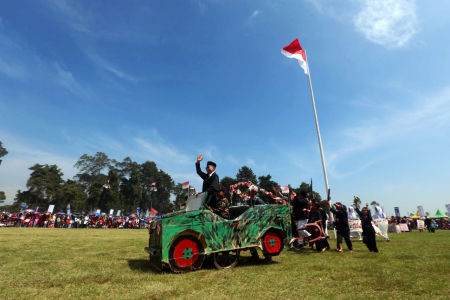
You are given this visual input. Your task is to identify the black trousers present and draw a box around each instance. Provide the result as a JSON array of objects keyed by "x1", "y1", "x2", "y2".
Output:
[
  {"x1": 337, "y1": 230, "x2": 353, "y2": 249},
  {"x1": 362, "y1": 232, "x2": 378, "y2": 252}
]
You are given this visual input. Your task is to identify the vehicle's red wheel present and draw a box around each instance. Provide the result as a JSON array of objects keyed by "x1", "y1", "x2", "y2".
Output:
[
  {"x1": 261, "y1": 230, "x2": 284, "y2": 256},
  {"x1": 169, "y1": 235, "x2": 205, "y2": 273}
]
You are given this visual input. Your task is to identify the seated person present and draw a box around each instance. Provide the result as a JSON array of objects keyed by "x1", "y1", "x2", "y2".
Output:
[
  {"x1": 248, "y1": 188, "x2": 265, "y2": 206},
  {"x1": 205, "y1": 186, "x2": 229, "y2": 219}
]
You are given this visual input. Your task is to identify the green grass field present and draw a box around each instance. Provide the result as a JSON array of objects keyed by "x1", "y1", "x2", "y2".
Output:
[{"x1": 1, "y1": 228, "x2": 449, "y2": 299}]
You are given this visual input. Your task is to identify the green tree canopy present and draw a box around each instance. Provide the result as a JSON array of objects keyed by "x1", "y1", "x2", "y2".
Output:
[
  {"x1": 25, "y1": 164, "x2": 64, "y2": 208},
  {"x1": 58, "y1": 180, "x2": 88, "y2": 213},
  {"x1": 370, "y1": 201, "x2": 380, "y2": 207},
  {"x1": 74, "y1": 152, "x2": 112, "y2": 187},
  {"x1": 0, "y1": 141, "x2": 8, "y2": 161},
  {"x1": 258, "y1": 175, "x2": 279, "y2": 204},
  {"x1": 0, "y1": 191, "x2": 5, "y2": 204}
]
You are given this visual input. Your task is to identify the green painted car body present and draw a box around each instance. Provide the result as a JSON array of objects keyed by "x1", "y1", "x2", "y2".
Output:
[{"x1": 145, "y1": 193, "x2": 292, "y2": 272}]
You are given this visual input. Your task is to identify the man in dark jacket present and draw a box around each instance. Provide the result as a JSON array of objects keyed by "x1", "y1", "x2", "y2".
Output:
[
  {"x1": 196, "y1": 153, "x2": 219, "y2": 207},
  {"x1": 330, "y1": 202, "x2": 353, "y2": 252},
  {"x1": 292, "y1": 190, "x2": 310, "y2": 247},
  {"x1": 355, "y1": 201, "x2": 378, "y2": 253}
]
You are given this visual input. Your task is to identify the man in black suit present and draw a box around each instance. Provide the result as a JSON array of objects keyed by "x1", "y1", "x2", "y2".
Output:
[{"x1": 196, "y1": 153, "x2": 219, "y2": 206}]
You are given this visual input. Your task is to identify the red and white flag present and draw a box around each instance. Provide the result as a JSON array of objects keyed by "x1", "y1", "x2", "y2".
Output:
[
  {"x1": 182, "y1": 181, "x2": 189, "y2": 189},
  {"x1": 190, "y1": 186, "x2": 195, "y2": 190},
  {"x1": 150, "y1": 207, "x2": 158, "y2": 216},
  {"x1": 281, "y1": 186, "x2": 290, "y2": 194},
  {"x1": 107, "y1": 178, "x2": 110, "y2": 182},
  {"x1": 281, "y1": 38, "x2": 307, "y2": 74},
  {"x1": 152, "y1": 182, "x2": 156, "y2": 186}
]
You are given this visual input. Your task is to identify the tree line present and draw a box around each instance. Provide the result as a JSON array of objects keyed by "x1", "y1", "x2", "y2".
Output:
[{"x1": 1, "y1": 149, "x2": 322, "y2": 214}]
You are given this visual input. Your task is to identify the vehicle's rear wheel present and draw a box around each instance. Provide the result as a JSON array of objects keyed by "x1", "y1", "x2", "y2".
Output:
[
  {"x1": 261, "y1": 229, "x2": 284, "y2": 256},
  {"x1": 168, "y1": 235, "x2": 205, "y2": 272},
  {"x1": 212, "y1": 250, "x2": 240, "y2": 270}
]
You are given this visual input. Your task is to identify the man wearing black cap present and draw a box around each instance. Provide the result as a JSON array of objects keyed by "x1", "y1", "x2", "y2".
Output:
[{"x1": 196, "y1": 153, "x2": 219, "y2": 206}]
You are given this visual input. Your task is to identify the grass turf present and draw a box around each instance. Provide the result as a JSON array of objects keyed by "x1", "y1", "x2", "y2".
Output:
[{"x1": 1, "y1": 228, "x2": 449, "y2": 299}]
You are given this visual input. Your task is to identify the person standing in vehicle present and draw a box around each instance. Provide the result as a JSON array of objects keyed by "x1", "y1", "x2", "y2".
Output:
[{"x1": 196, "y1": 153, "x2": 219, "y2": 207}]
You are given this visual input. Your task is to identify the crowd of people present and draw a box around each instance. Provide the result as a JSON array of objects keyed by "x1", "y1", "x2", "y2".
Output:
[{"x1": 0, "y1": 211, "x2": 151, "y2": 229}]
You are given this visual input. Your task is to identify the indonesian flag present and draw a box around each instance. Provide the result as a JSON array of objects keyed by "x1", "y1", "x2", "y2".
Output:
[
  {"x1": 281, "y1": 38, "x2": 307, "y2": 74},
  {"x1": 150, "y1": 207, "x2": 158, "y2": 216},
  {"x1": 152, "y1": 182, "x2": 156, "y2": 186},
  {"x1": 190, "y1": 186, "x2": 195, "y2": 190},
  {"x1": 107, "y1": 178, "x2": 110, "y2": 182},
  {"x1": 182, "y1": 181, "x2": 189, "y2": 189},
  {"x1": 281, "y1": 186, "x2": 290, "y2": 194}
]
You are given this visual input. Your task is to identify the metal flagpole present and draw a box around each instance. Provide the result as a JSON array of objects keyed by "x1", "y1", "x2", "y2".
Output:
[
  {"x1": 304, "y1": 51, "x2": 329, "y2": 197},
  {"x1": 304, "y1": 51, "x2": 334, "y2": 231}
]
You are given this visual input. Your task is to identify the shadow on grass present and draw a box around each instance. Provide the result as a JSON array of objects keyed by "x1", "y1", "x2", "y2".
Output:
[{"x1": 127, "y1": 259, "x2": 162, "y2": 274}]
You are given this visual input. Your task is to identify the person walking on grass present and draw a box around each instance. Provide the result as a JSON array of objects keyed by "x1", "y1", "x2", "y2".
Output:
[
  {"x1": 330, "y1": 202, "x2": 353, "y2": 253},
  {"x1": 354, "y1": 200, "x2": 379, "y2": 253}
]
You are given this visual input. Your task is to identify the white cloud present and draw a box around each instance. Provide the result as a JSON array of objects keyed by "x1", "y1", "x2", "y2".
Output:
[
  {"x1": 0, "y1": 132, "x2": 77, "y2": 205},
  {"x1": 251, "y1": 10, "x2": 261, "y2": 18},
  {"x1": 227, "y1": 155, "x2": 239, "y2": 166},
  {"x1": 354, "y1": 0, "x2": 418, "y2": 49},
  {"x1": 306, "y1": 0, "x2": 418, "y2": 49},
  {"x1": 0, "y1": 57, "x2": 28, "y2": 80},
  {"x1": 83, "y1": 50, "x2": 136, "y2": 82},
  {"x1": 245, "y1": 10, "x2": 262, "y2": 25},
  {"x1": 53, "y1": 63, "x2": 88, "y2": 97},
  {"x1": 46, "y1": 0, "x2": 92, "y2": 33},
  {"x1": 327, "y1": 86, "x2": 450, "y2": 177}
]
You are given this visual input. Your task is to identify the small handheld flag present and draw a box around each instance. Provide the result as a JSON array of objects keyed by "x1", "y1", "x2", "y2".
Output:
[{"x1": 182, "y1": 181, "x2": 189, "y2": 189}]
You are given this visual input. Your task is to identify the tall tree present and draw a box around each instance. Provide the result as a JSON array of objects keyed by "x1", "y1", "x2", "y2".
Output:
[
  {"x1": 0, "y1": 191, "x2": 5, "y2": 204},
  {"x1": 235, "y1": 166, "x2": 258, "y2": 205},
  {"x1": 219, "y1": 176, "x2": 237, "y2": 203},
  {"x1": 100, "y1": 169, "x2": 120, "y2": 212},
  {"x1": 0, "y1": 141, "x2": 8, "y2": 166},
  {"x1": 74, "y1": 152, "x2": 112, "y2": 187},
  {"x1": 292, "y1": 182, "x2": 322, "y2": 202},
  {"x1": 58, "y1": 180, "x2": 88, "y2": 213},
  {"x1": 26, "y1": 164, "x2": 64, "y2": 208},
  {"x1": 370, "y1": 201, "x2": 380, "y2": 207},
  {"x1": 172, "y1": 183, "x2": 189, "y2": 210},
  {"x1": 258, "y1": 175, "x2": 279, "y2": 204},
  {"x1": 236, "y1": 166, "x2": 257, "y2": 183},
  {"x1": 140, "y1": 161, "x2": 159, "y2": 211},
  {"x1": 87, "y1": 176, "x2": 107, "y2": 212}
]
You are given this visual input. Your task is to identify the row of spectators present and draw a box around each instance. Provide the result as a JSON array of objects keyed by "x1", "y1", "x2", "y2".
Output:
[{"x1": 0, "y1": 211, "x2": 152, "y2": 229}]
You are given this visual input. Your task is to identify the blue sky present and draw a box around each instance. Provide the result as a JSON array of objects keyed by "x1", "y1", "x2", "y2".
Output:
[{"x1": 1, "y1": 0, "x2": 450, "y2": 217}]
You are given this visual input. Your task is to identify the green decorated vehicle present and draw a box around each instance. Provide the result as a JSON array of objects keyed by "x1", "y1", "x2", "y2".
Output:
[{"x1": 145, "y1": 192, "x2": 292, "y2": 272}]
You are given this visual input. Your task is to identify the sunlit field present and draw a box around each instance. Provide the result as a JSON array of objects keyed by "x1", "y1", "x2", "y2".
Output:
[{"x1": 1, "y1": 228, "x2": 449, "y2": 299}]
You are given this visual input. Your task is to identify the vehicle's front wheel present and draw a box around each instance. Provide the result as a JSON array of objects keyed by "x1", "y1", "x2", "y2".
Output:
[
  {"x1": 168, "y1": 235, "x2": 205, "y2": 273},
  {"x1": 261, "y1": 229, "x2": 284, "y2": 257},
  {"x1": 212, "y1": 250, "x2": 239, "y2": 270}
]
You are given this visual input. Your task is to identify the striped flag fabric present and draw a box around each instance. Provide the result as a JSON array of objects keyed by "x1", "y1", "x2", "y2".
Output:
[
  {"x1": 281, "y1": 186, "x2": 290, "y2": 194},
  {"x1": 281, "y1": 38, "x2": 308, "y2": 74},
  {"x1": 182, "y1": 181, "x2": 189, "y2": 189}
]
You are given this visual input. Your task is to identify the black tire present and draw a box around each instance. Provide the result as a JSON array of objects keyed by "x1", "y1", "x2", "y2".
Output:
[
  {"x1": 168, "y1": 235, "x2": 205, "y2": 273},
  {"x1": 212, "y1": 250, "x2": 240, "y2": 270}
]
